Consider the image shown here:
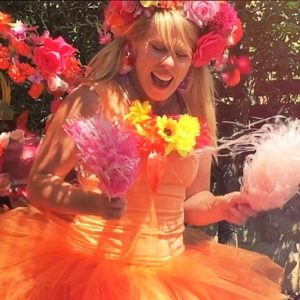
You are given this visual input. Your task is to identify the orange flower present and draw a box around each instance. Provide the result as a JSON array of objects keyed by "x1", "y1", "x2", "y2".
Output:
[
  {"x1": 62, "y1": 56, "x2": 82, "y2": 78},
  {"x1": 7, "y1": 63, "x2": 35, "y2": 84},
  {"x1": 8, "y1": 64, "x2": 26, "y2": 83},
  {"x1": 0, "y1": 45, "x2": 10, "y2": 70},
  {"x1": 18, "y1": 62, "x2": 35, "y2": 77},
  {"x1": 28, "y1": 82, "x2": 45, "y2": 99},
  {"x1": 0, "y1": 12, "x2": 12, "y2": 34},
  {"x1": 159, "y1": 1, "x2": 184, "y2": 9},
  {"x1": 14, "y1": 41, "x2": 32, "y2": 58}
]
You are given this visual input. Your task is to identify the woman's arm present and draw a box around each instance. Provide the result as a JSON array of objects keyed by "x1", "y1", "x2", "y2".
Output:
[
  {"x1": 28, "y1": 85, "x2": 125, "y2": 218},
  {"x1": 184, "y1": 152, "x2": 257, "y2": 226}
]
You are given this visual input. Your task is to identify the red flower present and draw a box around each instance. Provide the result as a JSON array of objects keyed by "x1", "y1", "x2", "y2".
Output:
[
  {"x1": 196, "y1": 121, "x2": 211, "y2": 148},
  {"x1": 210, "y1": 2, "x2": 238, "y2": 35},
  {"x1": 221, "y1": 68, "x2": 241, "y2": 87},
  {"x1": 13, "y1": 41, "x2": 32, "y2": 58},
  {"x1": 62, "y1": 56, "x2": 83, "y2": 78},
  {"x1": 193, "y1": 32, "x2": 227, "y2": 67},
  {"x1": 236, "y1": 55, "x2": 252, "y2": 75},
  {"x1": 28, "y1": 82, "x2": 45, "y2": 99},
  {"x1": 0, "y1": 45, "x2": 10, "y2": 70},
  {"x1": 8, "y1": 64, "x2": 26, "y2": 83},
  {"x1": 105, "y1": 1, "x2": 137, "y2": 37},
  {"x1": 0, "y1": 12, "x2": 12, "y2": 34}
]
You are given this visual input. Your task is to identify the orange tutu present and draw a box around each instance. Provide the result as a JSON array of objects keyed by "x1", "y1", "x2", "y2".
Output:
[{"x1": 0, "y1": 207, "x2": 283, "y2": 300}]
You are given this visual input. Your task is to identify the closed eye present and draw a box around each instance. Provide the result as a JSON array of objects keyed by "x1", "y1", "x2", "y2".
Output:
[
  {"x1": 176, "y1": 52, "x2": 189, "y2": 59},
  {"x1": 151, "y1": 44, "x2": 167, "y2": 53}
]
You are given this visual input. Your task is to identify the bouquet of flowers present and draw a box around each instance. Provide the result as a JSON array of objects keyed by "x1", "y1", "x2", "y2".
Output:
[
  {"x1": 124, "y1": 100, "x2": 211, "y2": 157},
  {"x1": 0, "y1": 11, "x2": 84, "y2": 103}
]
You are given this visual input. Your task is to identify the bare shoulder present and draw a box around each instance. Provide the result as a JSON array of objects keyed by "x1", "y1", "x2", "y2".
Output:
[{"x1": 61, "y1": 84, "x2": 102, "y2": 118}]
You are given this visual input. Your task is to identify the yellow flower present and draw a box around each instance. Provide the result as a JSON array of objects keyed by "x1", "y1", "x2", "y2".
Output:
[
  {"x1": 140, "y1": 1, "x2": 160, "y2": 8},
  {"x1": 156, "y1": 115, "x2": 178, "y2": 143},
  {"x1": 177, "y1": 114, "x2": 200, "y2": 137},
  {"x1": 171, "y1": 115, "x2": 200, "y2": 157},
  {"x1": 124, "y1": 100, "x2": 152, "y2": 125}
]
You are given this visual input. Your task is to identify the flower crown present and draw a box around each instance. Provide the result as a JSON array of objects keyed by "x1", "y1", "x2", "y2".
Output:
[{"x1": 99, "y1": 1, "x2": 243, "y2": 68}]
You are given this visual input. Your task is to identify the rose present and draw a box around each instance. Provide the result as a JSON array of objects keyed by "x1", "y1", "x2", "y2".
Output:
[
  {"x1": 33, "y1": 46, "x2": 63, "y2": 75},
  {"x1": 183, "y1": 1, "x2": 220, "y2": 28},
  {"x1": 210, "y1": 2, "x2": 238, "y2": 35},
  {"x1": 33, "y1": 35, "x2": 76, "y2": 76},
  {"x1": 193, "y1": 32, "x2": 227, "y2": 67}
]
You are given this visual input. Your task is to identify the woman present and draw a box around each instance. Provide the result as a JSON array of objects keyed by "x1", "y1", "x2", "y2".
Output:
[{"x1": 0, "y1": 1, "x2": 283, "y2": 299}]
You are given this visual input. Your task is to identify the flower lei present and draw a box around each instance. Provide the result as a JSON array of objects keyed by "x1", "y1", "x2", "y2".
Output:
[
  {"x1": 0, "y1": 11, "x2": 84, "y2": 100},
  {"x1": 100, "y1": 1, "x2": 244, "y2": 69},
  {"x1": 124, "y1": 100, "x2": 211, "y2": 158}
]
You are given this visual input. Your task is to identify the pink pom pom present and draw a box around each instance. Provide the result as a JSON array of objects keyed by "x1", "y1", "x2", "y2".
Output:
[
  {"x1": 63, "y1": 116, "x2": 140, "y2": 198},
  {"x1": 239, "y1": 119, "x2": 300, "y2": 211}
]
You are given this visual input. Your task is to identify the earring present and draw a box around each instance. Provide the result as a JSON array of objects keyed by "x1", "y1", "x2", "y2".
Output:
[{"x1": 119, "y1": 44, "x2": 135, "y2": 75}]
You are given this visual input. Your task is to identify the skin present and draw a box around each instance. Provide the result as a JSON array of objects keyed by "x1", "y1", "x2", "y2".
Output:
[
  {"x1": 28, "y1": 22, "x2": 257, "y2": 225},
  {"x1": 132, "y1": 23, "x2": 192, "y2": 102}
]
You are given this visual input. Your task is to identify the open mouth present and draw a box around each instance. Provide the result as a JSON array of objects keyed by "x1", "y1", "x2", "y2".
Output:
[{"x1": 151, "y1": 72, "x2": 173, "y2": 88}]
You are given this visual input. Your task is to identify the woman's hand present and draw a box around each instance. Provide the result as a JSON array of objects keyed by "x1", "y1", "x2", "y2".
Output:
[
  {"x1": 219, "y1": 191, "x2": 258, "y2": 225},
  {"x1": 96, "y1": 196, "x2": 127, "y2": 219}
]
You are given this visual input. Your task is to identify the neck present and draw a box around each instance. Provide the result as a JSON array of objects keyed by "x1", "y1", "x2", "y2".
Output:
[{"x1": 127, "y1": 70, "x2": 148, "y2": 101}]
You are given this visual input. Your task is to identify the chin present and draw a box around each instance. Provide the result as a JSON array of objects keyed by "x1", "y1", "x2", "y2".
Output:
[{"x1": 145, "y1": 87, "x2": 175, "y2": 102}]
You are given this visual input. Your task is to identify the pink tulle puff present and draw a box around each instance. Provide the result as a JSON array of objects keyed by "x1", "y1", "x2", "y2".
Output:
[
  {"x1": 63, "y1": 116, "x2": 140, "y2": 198},
  {"x1": 230, "y1": 118, "x2": 300, "y2": 211}
]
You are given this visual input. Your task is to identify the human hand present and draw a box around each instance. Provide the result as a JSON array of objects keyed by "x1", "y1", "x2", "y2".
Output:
[
  {"x1": 96, "y1": 196, "x2": 127, "y2": 220},
  {"x1": 219, "y1": 191, "x2": 258, "y2": 225}
]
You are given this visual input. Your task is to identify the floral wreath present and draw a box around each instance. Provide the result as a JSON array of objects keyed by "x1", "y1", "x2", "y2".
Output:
[{"x1": 99, "y1": 1, "x2": 244, "y2": 69}]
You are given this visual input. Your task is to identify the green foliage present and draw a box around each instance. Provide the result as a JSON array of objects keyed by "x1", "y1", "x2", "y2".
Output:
[{"x1": 237, "y1": 0, "x2": 299, "y2": 81}]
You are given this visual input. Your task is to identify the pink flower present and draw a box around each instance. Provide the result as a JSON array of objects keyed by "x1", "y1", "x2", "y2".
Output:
[
  {"x1": 33, "y1": 46, "x2": 63, "y2": 75},
  {"x1": 99, "y1": 32, "x2": 112, "y2": 45},
  {"x1": 236, "y1": 55, "x2": 252, "y2": 75},
  {"x1": 33, "y1": 34, "x2": 76, "y2": 76},
  {"x1": 10, "y1": 20, "x2": 27, "y2": 41},
  {"x1": 193, "y1": 32, "x2": 227, "y2": 67},
  {"x1": 210, "y1": 2, "x2": 238, "y2": 35},
  {"x1": 183, "y1": 1, "x2": 220, "y2": 27}
]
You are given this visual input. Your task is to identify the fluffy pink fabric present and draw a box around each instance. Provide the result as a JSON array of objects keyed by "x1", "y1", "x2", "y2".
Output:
[
  {"x1": 63, "y1": 116, "x2": 140, "y2": 197},
  {"x1": 237, "y1": 119, "x2": 300, "y2": 211}
]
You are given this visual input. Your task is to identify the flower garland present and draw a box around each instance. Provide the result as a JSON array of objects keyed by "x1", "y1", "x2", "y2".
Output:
[
  {"x1": 100, "y1": 1, "x2": 243, "y2": 68},
  {"x1": 124, "y1": 100, "x2": 211, "y2": 157},
  {"x1": 0, "y1": 11, "x2": 85, "y2": 100}
]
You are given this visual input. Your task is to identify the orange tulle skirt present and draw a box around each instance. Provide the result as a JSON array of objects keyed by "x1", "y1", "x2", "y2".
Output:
[{"x1": 0, "y1": 207, "x2": 284, "y2": 300}]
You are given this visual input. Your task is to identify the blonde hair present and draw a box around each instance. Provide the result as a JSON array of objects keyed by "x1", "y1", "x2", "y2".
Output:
[{"x1": 84, "y1": 9, "x2": 217, "y2": 144}]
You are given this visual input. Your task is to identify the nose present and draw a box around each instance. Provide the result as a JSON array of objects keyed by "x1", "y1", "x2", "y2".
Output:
[{"x1": 161, "y1": 54, "x2": 175, "y2": 69}]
